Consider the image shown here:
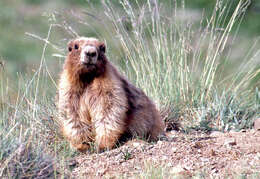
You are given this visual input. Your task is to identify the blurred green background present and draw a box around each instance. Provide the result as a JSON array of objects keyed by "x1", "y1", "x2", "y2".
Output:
[{"x1": 0, "y1": 0, "x2": 259, "y2": 78}]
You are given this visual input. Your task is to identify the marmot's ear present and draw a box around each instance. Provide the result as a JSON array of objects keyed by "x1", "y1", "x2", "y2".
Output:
[
  {"x1": 67, "y1": 40, "x2": 73, "y2": 52},
  {"x1": 99, "y1": 42, "x2": 106, "y2": 53}
]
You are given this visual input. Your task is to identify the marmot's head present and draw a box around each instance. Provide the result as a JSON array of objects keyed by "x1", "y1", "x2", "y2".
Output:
[{"x1": 65, "y1": 37, "x2": 106, "y2": 80}]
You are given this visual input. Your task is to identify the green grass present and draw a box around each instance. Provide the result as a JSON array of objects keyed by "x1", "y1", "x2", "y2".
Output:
[{"x1": 0, "y1": 0, "x2": 259, "y2": 178}]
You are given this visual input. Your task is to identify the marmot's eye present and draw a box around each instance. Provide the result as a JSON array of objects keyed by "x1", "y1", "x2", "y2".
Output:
[
  {"x1": 68, "y1": 47, "x2": 72, "y2": 52},
  {"x1": 74, "y1": 44, "x2": 79, "y2": 50}
]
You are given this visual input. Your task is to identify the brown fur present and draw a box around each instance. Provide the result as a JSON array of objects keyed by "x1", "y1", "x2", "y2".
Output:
[{"x1": 57, "y1": 37, "x2": 165, "y2": 152}]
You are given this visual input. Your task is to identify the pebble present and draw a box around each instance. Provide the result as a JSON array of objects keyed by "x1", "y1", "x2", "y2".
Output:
[
  {"x1": 172, "y1": 147, "x2": 177, "y2": 153},
  {"x1": 224, "y1": 138, "x2": 236, "y2": 146},
  {"x1": 210, "y1": 131, "x2": 224, "y2": 137}
]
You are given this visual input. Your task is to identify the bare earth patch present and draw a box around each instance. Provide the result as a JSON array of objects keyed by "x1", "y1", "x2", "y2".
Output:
[{"x1": 70, "y1": 130, "x2": 260, "y2": 178}]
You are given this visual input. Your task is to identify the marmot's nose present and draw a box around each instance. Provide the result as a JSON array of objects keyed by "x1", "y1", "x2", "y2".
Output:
[
  {"x1": 85, "y1": 51, "x2": 97, "y2": 57},
  {"x1": 80, "y1": 45, "x2": 97, "y2": 64}
]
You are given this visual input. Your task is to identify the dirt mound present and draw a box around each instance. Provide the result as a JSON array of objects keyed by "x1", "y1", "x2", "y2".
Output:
[{"x1": 70, "y1": 130, "x2": 260, "y2": 178}]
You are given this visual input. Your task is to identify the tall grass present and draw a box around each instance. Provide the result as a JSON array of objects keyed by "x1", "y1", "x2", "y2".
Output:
[
  {"x1": 102, "y1": 0, "x2": 259, "y2": 131},
  {"x1": 0, "y1": 25, "x2": 75, "y2": 178},
  {"x1": 0, "y1": 0, "x2": 259, "y2": 177}
]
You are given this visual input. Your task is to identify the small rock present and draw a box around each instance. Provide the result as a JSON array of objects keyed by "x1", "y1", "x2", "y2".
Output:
[
  {"x1": 210, "y1": 131, "x2": 224, "y2": 137},
  {"x1": 67, "y1": 159, "x2": 78, "y2": 167},
  {"x1": 167, "y1": 162, "x2": 173, "y2": 167},
  {"x1": 157, "y1": 140, "x2": 163, "y2": 145},
  {"x1": 162, "y1": 156, "x2": 168, "y2": 161},
  {"x1": 171, "y1": 165, "x2": 185, "y2": 174},
  {"x1": 224, "y1": 138, "x2": 236, "y2": 146},
  {"x1": 193, "y1": 141, "x2": 203, "y2": 149},
  {"x1": 96, "y1": 168, "x2": 107, "y2": 176},
  {"x1": 254, "y1": 118, "x2": 260, "y2": 131},
  {"x1": 157, "y1": 141, "x2": 164, "y2": 147},
  {"x1": 166, "y1": 130, "x2": 178, "y2": 137},
  {"x1": 172, "y1": 147, "x2": 177, "y2": 153},
  {"x1": 211, "y1": 168, "x2": 219, "y2": 174},
  {"x1": 146, "y1": 145, "x2": 154, "y2": 150},
  {"x1": 132, "y1": 142, "x2": 141, "y2": 148},
  {"x1": 240, "y1": 129, "x2": 247, "y2": 132},
  {"x1": 200, "y1": 157, "x2": 209, "y2": 162}
]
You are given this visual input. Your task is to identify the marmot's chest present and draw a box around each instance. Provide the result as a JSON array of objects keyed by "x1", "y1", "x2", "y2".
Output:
[{"x1": 78, "y1": 86, "x2": 113, "y2": 119}]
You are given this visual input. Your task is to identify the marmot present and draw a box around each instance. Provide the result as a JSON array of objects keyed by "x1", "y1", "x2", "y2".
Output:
[{"x1": 57, "y1": 37, "x2": 165, "y2": 152}]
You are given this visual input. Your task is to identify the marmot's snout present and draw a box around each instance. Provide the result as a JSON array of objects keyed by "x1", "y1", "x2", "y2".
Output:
[{"x1": 80, "y1": 45, "x2": 98, "y2": 65}]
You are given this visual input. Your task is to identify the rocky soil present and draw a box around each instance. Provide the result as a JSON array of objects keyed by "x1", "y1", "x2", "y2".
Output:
[{"x1": 68, "y1": 130, "x2": 260, "y2": 178}]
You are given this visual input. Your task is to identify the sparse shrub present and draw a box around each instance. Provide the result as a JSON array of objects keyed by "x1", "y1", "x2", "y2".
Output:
[{"x1": 0, "y1": 141, "x2": 54, "y2": 179}]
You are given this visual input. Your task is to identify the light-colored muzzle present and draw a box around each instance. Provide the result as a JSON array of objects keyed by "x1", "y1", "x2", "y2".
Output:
[{"x1": 80, "y1": 45, "x2": 98, "y2": 65}]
